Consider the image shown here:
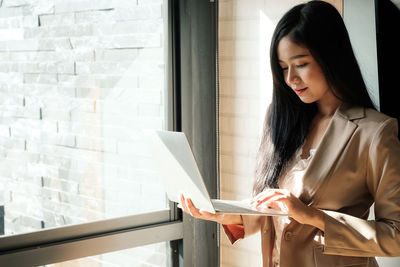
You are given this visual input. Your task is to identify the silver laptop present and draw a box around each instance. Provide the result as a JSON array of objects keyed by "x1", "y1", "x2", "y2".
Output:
[{"x1": 144, "y1": 130, "x2": 288, "y2": 216}]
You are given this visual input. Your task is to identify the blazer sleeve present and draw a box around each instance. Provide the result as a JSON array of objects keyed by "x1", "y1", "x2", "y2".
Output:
[
  {"x1": 323, "y1": 118, "x2": 400, "y2": 257},
  {"x1": 222, "y1": 215, "x2": 263, "y2": 244}
]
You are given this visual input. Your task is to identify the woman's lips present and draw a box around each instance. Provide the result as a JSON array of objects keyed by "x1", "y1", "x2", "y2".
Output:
[{"x1": 294, "y1": 87, "x2": 307, "y2": 95}]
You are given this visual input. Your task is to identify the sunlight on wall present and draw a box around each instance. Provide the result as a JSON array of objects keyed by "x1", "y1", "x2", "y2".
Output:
[{"x1": 258, "y1": 10, "x2": 274, "y2": 131}]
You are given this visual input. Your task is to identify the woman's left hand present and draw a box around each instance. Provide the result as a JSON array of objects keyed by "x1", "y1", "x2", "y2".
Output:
[{"x1": 252, "y1": 189, "x2": 325, "y2": 231}]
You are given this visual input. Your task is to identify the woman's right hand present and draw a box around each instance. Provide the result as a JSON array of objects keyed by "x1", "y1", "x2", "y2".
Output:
[{"x1": 179, "y1": 194, "x2": 243, "y2": 225}]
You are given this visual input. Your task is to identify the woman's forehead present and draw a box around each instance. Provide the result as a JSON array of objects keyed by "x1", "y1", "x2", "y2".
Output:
[{"x1": 277, "y1": 36, "x2": 310, "y2": 62}]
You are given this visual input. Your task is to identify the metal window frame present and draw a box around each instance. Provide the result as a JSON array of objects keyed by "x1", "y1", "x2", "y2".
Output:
[
  {"x1": 0, "y1": 0, "x2": 185, "y2": 266},
  {"x1": 0, "y1": 210, "x2": 182, "y2": 266}
]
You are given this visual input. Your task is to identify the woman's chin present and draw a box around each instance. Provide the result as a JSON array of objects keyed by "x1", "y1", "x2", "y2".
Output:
[{"x1": 298, "y1": 97, "x2": 315, "y2": 104}]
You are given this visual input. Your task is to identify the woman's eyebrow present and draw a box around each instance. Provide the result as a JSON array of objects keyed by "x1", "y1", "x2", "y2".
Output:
[{"x1": 278, "y1": 54, "x2": 309, "y2": 62}]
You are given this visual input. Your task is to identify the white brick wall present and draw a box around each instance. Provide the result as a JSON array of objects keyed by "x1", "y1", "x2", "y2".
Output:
[
  {"x1": 218, "y1": 1, "x2": 342, "y2": 266},
  {"x1": 0, "y1": 0, "x2": 168, "y2": 266}
]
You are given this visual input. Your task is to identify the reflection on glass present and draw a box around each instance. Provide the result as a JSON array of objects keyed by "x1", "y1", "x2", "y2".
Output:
[{"x1": 0, "y1": 0, "x2": 168, "y2": 235}]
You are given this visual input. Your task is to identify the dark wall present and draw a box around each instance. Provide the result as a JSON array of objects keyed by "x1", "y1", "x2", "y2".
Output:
[{"x1": 376, "y1": 0, "x2": 400, "y2": 138}]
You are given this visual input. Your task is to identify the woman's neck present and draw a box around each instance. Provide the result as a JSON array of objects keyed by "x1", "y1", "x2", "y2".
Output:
[{"x1": 316, "y1": 98, "x2": 342, "y2": 117}]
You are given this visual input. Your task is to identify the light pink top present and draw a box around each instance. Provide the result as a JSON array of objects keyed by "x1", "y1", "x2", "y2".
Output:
[{"x1": 272, "y1": 147, "x2": 316, "y2": 266}]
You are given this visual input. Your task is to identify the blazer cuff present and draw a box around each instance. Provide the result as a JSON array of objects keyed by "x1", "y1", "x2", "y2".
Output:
[
  {"x1": 323, "y1": 211, "x2": 348, "y2": 252},
  {"x1": 242, "y1": 214, "x2": 262, "y2": 238},
  {"x1": 222, "y1": 215, "x2": 262, "y2": 244},
  {"x1": 322, "y1": 210, "x2": 375, "y2": 256}
]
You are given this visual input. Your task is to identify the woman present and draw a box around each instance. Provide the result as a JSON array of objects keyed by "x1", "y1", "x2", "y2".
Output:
[{"x1": 180, "y1": 1, "x2": 400, "y2": 266}]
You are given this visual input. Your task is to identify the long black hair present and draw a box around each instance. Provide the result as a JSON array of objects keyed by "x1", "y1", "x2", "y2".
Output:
[{"x1": 253, "y1": 1, "x2": 375, "y2": 194}]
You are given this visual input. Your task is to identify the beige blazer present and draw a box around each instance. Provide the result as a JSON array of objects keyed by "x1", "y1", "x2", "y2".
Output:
[{"x1": 239, "y1": 104, "x2": 400, "y2": 267}]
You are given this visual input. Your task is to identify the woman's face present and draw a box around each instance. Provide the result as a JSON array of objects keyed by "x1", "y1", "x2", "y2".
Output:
[{"x1": 277, "y1": 36, "x2": 336, "y2": 105}]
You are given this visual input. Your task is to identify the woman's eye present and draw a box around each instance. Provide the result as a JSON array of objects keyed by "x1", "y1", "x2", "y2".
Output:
[
  {"x1": 281, "y1": 63, "x2": 307, "y2": 71},
  {"x1": 296, "y1": 63, "x2": 308, "y2": 68}
]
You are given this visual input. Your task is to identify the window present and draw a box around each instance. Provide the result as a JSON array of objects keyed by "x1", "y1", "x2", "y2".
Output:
[
  {"x1": 0, "y1": 0, "x2": 168, "y2": 235},
  {"x1": 0, "y1": 0, "x2": 182, "y2": 266}
]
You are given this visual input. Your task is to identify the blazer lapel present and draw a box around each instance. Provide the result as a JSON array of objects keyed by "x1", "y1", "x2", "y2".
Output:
[{"x1": 299, "y1": 104, "x2": 365, "y2": 205}]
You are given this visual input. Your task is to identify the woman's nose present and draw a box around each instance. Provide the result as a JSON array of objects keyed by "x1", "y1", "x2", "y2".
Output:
[{"x1": 286, "y1": 68, "x2": 300, "y2": 86}]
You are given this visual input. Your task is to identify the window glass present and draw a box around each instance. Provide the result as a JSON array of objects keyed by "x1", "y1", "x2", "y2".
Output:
[
  {"x1": 45, "y1": 242, "x2": 168, "y2": 267},
  {"x1": 0, "y1": 0, "x2": 168, "y2": 236}
]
